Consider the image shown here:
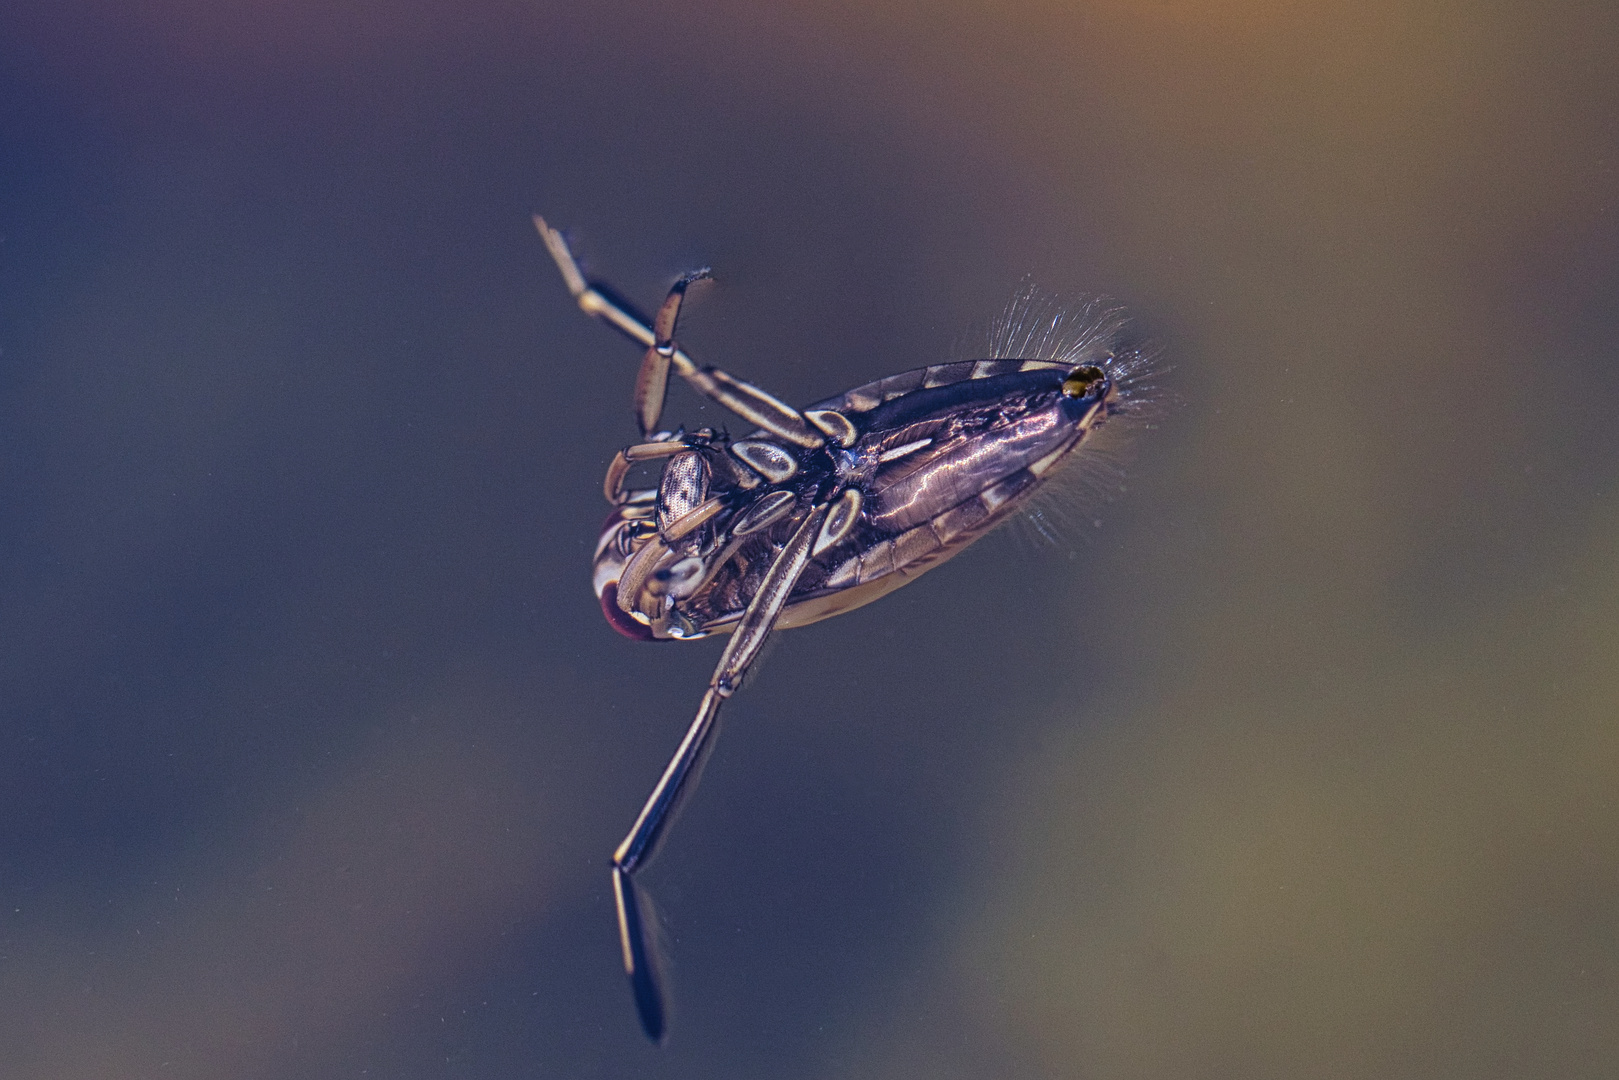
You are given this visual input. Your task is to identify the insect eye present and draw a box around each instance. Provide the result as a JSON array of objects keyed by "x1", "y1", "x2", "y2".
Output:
[{"x1": 1061, "y1": 365, "x2": 1107, "y2": 399}]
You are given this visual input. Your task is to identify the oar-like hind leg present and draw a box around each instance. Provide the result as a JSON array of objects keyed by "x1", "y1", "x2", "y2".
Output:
[{"x1": 607, "y1": 503, "x2": 828, "y2": 1041}]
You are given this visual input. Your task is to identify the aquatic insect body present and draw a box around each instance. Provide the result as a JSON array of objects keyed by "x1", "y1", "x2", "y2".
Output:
[{"x1": 534, "y1": 216, "x2": 1145, "y2": 1040}]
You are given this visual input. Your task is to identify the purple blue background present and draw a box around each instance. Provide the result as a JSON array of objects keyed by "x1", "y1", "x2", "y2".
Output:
[{"x1": 2, "y1": 1, "x2": 1618, "y2": 1076}]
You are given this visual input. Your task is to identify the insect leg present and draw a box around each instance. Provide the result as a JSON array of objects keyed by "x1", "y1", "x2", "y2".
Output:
[
  {"x1": 634, "y1": 271, "x2": 710, "y2": 436},
  {"x1": 604, "y1": 439, "x2": 694, "y2": 505},
  {"x1": 534, "y1": 214, "x2": 655, "y2": 348},
  {"x1": 534, "y1": 215, "x2": 822, "y2": 448},
  {"x1": 680, "y1": 368, "x2": 820, "y2": 448},
  {"x1": 609, "y1": 502, "x2": 829, "y2": 1040}
]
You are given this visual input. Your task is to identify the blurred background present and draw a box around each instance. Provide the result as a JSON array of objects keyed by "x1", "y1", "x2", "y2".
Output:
[{"x1": 2, "y1": 1, "x2": 1617, "y2": 1076}]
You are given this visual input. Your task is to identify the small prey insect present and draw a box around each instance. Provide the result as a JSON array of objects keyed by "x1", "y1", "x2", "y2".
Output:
[{"x1": 535, "y1": 216, "x2": 1139, "y2": 1041}]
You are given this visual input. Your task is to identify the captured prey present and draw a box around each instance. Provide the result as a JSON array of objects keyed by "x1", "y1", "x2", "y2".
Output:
[{"x1": 534, "y1": 216, "x2": 1149, "y2": 1041}]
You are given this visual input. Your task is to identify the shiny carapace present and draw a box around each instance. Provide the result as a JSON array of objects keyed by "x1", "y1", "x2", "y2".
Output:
[{"x1": 535, "y1": 216, "x2": 1141, "y2": 1041}]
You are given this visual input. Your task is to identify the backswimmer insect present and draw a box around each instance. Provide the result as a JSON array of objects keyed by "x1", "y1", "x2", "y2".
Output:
[{"x1": 534, "y1": 216, "x2": 1152, "y2": 1041}]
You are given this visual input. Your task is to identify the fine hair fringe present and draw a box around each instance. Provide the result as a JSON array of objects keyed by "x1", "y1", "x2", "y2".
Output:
[{"x1": 955, "y1": 283, "x2": 1166, "y2": 549}]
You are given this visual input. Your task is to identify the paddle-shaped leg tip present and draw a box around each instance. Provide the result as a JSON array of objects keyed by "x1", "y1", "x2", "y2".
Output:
[{"x1": 611, "y1": 866, "x2": 666, "y2": 1042}]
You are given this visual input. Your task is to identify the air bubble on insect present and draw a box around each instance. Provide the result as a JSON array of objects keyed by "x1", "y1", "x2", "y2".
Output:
[{"x1": 666, "y1": 609, "x2": 701, "y2": 638}]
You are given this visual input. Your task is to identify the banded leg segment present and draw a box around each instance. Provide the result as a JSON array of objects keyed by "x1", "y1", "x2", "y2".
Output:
[
  {"x1": 609, "y1": 503, "x2": 828, "y2": 1040},
  {"x1": 634, "y1": 269, "x2": 710, "y2": 436},
  {"x1": 535, "y1": 215, "x2": 821, "y2": 448}
]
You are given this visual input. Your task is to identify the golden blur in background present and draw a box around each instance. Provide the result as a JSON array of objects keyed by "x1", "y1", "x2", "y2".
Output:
[{"x1": 1, "y1": 0, "x2": 1615, "y2": 1077}]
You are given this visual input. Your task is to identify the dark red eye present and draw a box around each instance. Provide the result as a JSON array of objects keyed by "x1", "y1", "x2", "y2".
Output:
[{"x1": 599, "y1": 582, "x2": 657, "y2": 641}]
